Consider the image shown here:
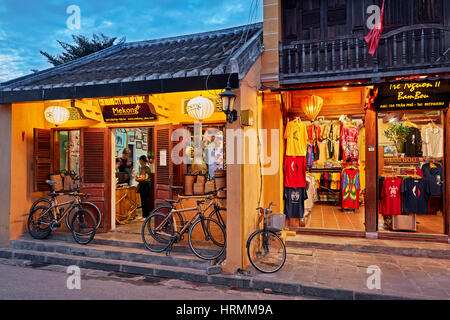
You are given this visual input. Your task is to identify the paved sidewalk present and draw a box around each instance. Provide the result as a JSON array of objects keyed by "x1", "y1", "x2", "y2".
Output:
[{"x1": 244, "y1": 246, "x2": 450, "y2": 300}]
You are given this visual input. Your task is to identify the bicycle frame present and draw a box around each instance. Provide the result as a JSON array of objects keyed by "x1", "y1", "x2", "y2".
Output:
[
  {"x1": 154, "y1": 196, "x2": 216, "y2": 239},
  {"x1": 43, "y1": 195, "x2": 82, "y2": 224}
]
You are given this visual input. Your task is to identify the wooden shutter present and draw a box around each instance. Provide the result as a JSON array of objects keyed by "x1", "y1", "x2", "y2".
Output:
[
  {"x1": 154, "y1": 124, "x2": 173, "y2": 207},
  {"x1": 34, "y1": 129, "x2": 52, "y2": 192},
  {"x1": 80, "y1": 128, "x2": 110, "y2": 232}
]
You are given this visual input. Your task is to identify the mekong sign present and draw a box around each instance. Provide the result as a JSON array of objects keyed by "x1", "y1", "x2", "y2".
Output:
[{"x1": 100, "y1": 96, "x2": 157, "y2": 122}]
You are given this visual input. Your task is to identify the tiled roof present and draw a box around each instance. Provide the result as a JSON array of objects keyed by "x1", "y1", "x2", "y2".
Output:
[{"x1": 1, "y1": 23, "x2": 262, "y2": 93}]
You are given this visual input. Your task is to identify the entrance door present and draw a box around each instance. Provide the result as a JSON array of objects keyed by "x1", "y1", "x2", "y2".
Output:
[
  {"x1": 154, "y1": 124, "x2": 173, "y2": 207},
  {"x1": 80, "y1": 128, "x2": 111, "y2": 232}
]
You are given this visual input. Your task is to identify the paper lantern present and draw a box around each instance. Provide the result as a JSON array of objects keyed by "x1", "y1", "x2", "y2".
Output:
[
  {"x1": 44, "y1": 106, "x2": 70, "y2": 126},
  {"x1": 300, "y1": 95, "x2": 324, "y2": 121},
  {"x1": 186, "y1": 96, "x2": 215, "y2": 121}
]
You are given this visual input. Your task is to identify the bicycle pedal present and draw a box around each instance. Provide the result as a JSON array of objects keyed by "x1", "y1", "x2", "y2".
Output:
[{"x1": 50, "y1": 221, "x2": 60, "y2": 231}]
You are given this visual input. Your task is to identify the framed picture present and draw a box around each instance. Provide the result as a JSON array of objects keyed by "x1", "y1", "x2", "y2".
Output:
[
  {"x1": 115, "y1": 132, "x2": 126, "y2": 150},
  {"x1": 143, "y1": 135, "x2": 148, "y2": 143},
  {"x1": 142, "y1": 143, "x2": 147, "y2": 150},
  {"x1": 136, "y1": 141, "x2": 142, "y2": 149},
  {"x1": 135, "y1": 130, "x2": 143, "y2": 140},
  {"x1": 129, "y1": 135, "x2": 135, "y2": 143}
]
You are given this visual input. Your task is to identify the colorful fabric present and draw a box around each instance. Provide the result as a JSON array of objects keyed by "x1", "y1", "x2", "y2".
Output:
[
  {"x1": 340, "y1": 125, "x2": 359, "y2": 162},
  {"x1": 342, "y1": 167, "x2": 360, "y2": 210}
]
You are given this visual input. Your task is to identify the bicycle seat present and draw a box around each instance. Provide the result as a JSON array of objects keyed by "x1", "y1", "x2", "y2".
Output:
[
  {"x1": 170, "y1": 186, "x2": 184, "y2": 190},
  {"x1": 46, "y1": 180, "x2": 58, "y2": 186},
  {"x1": 165, "y1": 199, "x2": 177, "y2": 204}
]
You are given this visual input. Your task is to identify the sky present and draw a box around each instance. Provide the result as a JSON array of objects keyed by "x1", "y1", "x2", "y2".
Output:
[{"x1": 0, "y1": 0, "x2": 262, "y2": 82}]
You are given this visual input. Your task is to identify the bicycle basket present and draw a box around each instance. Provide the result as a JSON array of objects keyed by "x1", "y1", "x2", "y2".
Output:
[{"x1": 266, "y1": 213, "x2": 285, "y2": 232}]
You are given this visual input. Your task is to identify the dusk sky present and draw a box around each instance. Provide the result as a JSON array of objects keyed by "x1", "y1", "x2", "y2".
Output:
[{"x1": 0, "y1": 0, "x2": 262, "y2": 82}]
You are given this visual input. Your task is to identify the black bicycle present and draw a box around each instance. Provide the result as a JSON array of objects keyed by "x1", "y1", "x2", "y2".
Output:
[
  {"x1": 29, "y1": 180, "x2": 102, "y2": 231},
  {"x1": 246, "y1": 202, "x2": 286, "y2": 273},
  {"x1": 28, "y1": 181, "x2": 96, "y2": 245}
]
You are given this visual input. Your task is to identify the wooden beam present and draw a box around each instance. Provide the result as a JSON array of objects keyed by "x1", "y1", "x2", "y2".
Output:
[{"x1": 365, "y1": 102, "x2": 378, "y2": 233}]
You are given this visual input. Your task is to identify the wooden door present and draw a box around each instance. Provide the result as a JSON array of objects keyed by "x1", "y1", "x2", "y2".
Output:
[
  {"x1": 154, "y1": 124, "x2": 173, "y2": 207},
  {"x1": 33, "y1": 129, "x2": 53, "y2": 192},
  {"x1": 80, "y1": 128, "x2": 111, "y2": 233}
]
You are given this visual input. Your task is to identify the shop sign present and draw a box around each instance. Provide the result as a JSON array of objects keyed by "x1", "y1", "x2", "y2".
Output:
[
  {"x1": 375, "y1": 80, "x2": 450, "y2": 111},
  {"x1": 100, "y1": 96, "x2": 158, "y2": 122}
]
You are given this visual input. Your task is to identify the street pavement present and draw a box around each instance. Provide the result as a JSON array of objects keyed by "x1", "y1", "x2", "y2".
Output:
[{"x1": 0, "y1": 262, "x2": 315, "y2": 300}]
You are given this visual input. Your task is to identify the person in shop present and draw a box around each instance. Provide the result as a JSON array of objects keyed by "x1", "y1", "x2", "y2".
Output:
[
  {"x1": 119, "y1": 148, "x2": 133, "y2": 184},
  {"x1": 136, "y1": 155, "x2": 152, "y2": 222}
]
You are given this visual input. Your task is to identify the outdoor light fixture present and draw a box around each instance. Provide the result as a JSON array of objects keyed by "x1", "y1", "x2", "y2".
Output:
[
  {"x1": 44, "y1": 106, "x2": 70, "y2": 126},
  {"x1": 186, "y1": 96, "x2": 215, "y2": 121},
  {"x1": 219, "y1": 82, "x2": 237, "y2": 123},
  {"x1": 300, "y1": 95, "x2": 324, "y2": 121}
]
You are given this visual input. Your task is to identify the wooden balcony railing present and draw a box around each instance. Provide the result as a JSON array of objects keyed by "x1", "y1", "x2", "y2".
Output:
[{"x1": 279, "y1": 24, "x2": 450, "y2": 84}]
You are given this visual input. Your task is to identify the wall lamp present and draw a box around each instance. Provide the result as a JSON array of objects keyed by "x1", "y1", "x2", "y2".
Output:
[{"x1": 219, "y1": 82, "x2": 238, "y2": 124}]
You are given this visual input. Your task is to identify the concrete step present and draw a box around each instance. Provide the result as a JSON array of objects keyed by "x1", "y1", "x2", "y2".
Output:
[
  {"x1": 11, "y1": 237, "x2": 211, "y2": 271},
  {"x1": 286, "y1": 234, "x2": 450, "y2": 260}
]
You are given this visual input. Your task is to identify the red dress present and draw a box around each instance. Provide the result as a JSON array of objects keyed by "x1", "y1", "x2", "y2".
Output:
[
  {"x1": 342, "y1": 167, "x2": 360, "y2": 210},
  {"x1": 381, "y1": 177, "x2": 402, "y2": 216}
]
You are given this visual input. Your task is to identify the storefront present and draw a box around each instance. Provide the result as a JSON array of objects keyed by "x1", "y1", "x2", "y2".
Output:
[
  {"x1": 0, "y1": 23, "x2": 265, "y2": 273},
  {"x1": 259, "y1": 76, "x2": 450, "y2": 242}
]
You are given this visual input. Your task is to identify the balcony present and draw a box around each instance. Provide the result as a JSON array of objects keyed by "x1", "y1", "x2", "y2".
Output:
[{"x1": 279, "y1": 24, "x2": 450, "y2": 85}]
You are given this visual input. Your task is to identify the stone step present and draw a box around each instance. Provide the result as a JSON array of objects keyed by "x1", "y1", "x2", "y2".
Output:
[
  {"x1": 285, "y1": 234, "x2": 450, "y2": 260},
  {"x1": 11, "y1": 237, "x2": 211, "y2": 270}
]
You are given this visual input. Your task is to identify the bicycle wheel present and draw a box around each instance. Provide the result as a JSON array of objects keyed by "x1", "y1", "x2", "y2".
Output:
[
  {"x1": 142, "y1": 212, "x2": 174, "y2": 253},
  {"x1": 28, "y1": 206, "x2": 53, "y2": 240},
  {"x1": 66, "y1": 202, "x2": 102, "y2": 231},
  {"x1": 246, "y1": 230, "x2": 286, "y2": 273},
  {"x1": 208, "y1": 208, "x2": 226, "y2": 230},
  {"x1": 70, "y1": 209, "x2": 96, "y2": 245},
  {"x1": 150, "y1": 206, "x2": 184, "y2": 231},
  {"x1": 188, "y1": 217, "x2": 226, "y2": 260},
  {"x1": 29, "y1": 198, "x2": 52, "y2": 214}
]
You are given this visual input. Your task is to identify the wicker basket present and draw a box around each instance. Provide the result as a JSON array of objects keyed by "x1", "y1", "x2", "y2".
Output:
[{"x1": 266, "y1": 213, "x2": 285, "y2": 232}]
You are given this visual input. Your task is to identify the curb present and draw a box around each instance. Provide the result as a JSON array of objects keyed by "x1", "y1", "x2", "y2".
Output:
[{"x1": 0, "y1": 247, "x2": 420, "y2": 300}]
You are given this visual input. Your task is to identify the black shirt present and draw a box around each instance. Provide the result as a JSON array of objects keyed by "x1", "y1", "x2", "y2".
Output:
[
  {"x1": 421, "y1": 163, "x2": 444, "y2": 196},
  {"x1": 401, "y1": 178, "x2": 430, "y2": 214},
  {"x1": 284, "y1": 187, "x2": 308, "y2": 219},
  {"x1": 119, "y1": 157, "x2": 132, "y2": 183},
  {"x1": 403, "y1": 127, "x2": 422, "y2": 157}
]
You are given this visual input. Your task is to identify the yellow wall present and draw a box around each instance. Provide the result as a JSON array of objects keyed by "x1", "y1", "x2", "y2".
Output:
[
  {"x1": 10, "y1": 102, "x2": 48, "y2": 239},
  {"x1": 0, "y1": 104, "x2": 12, "y2": 245}
]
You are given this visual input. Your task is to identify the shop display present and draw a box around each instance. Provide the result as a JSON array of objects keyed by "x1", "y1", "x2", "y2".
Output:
[
  {"x1": 340, "y1": 122, "x2": 360, "y2": 162},
  {"x1": 422, "y1": 125, "x2": 444, "y2": 158},
  {"x1": 283, "y1": 187, "x2": 308, "y2": 219},
  {"x1": 341, "y1": 166, "x2": 360, "y2": 210},
  {"x1": 421, "y1": 162, "x2": 444, "y2": 196},
  {"x1": 283, "y1": 156, "x2": 307, "y2": 188}
]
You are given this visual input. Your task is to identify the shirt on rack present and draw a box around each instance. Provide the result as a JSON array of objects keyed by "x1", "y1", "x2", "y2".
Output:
[
  {"x1": 284, "y1": 156, "x2": 307, "y2": 188},
  {"x1": 403, "y1": 127, "x2": 422, "y2": 157},
  {"x1": 340, "y1": 125, "x2": 359, "y2": 162},
  {"x1": 401, "y1": 178, "x2": 430, "y2": 215},
  {"x1": 285, "y1": 120, "x2": 308, "y2": 157},
  {"x1": 422, "y1": 126, "x2": 443, "y2": 159},
  {"x1": 317, "y1": 141, "x2": 328, "y2": 163},
  {"x1": 284, "y1": 187, "x2": 308, "y2": 219},
  {"x1": 380, "y1": 177, "x2": 402, "y2": 216},
  {"x1": 421, "y1": 163, "x2": 444, "y2": 196},
  {"x1": 342, "y1": 167, "x2": 360, "y2": 210}
]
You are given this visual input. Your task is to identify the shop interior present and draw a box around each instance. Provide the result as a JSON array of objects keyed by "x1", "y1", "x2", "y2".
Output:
[
  {"x1": 112, "y1": 124, "x2": 227, "y2": 234},
  {"x1": 283, "y1": 87, "x2": 367, "y2": 232},
  {"x1": 377, "y1": 110, "x2": 445, "y2": 235}
]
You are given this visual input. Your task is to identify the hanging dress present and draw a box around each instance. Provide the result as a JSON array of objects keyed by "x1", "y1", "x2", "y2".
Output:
[{"x1": 342, "y1": 167, "x2": 360, "y2": 210}]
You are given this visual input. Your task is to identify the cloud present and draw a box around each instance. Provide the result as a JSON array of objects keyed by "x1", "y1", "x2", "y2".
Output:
[{"x1": 0, "y1": 50, "x2": 26, "y2": 82}]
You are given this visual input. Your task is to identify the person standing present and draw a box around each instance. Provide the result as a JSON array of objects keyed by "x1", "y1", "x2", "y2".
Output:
[
  {"x1": 136, "y1": 155, "x2": 152, "y2": 222},
  {"x1": 119, "y1": 148, "x2": 133, "y2": 184}
]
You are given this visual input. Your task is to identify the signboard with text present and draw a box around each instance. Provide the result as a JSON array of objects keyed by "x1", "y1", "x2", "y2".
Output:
[
  {"x1": 375, "y1": 80, "x2": 450, "y2": 111},
  {"x1": 100, "y1": 96, "x2": 158, "y2": 122}
]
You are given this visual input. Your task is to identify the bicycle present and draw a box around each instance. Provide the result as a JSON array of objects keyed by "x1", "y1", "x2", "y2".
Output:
[
  {"x1": 29, "y1": 180, "x2": 102, "y2": 231},
  {"x1": 28, "y1": 181, "x2": 97, "y2": 245},
  {"x1": 141, "y1": 187, "x2": 227, "y2": 260},
  {"x1": 246, "y1": 202, "x2": 286, "y2": 273}
]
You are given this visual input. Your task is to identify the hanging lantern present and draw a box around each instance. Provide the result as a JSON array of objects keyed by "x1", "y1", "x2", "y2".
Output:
[
  {"x1": 44, "y1": 106, "x2": 70, "y2": 126},
  {"x1": 186, "y1": 96, "x2": 215, "y2": 121},
  {"x1": 300, "y1": 95, "x2": 324, "y2": 121}
]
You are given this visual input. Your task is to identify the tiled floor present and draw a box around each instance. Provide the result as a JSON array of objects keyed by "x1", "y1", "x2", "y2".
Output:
[
  {"x1": 378, "y1": 214, "x2": 445, "y2": 235},
  {"x1": 304, "y1": 204, "x2": 365, "y2": 231}
]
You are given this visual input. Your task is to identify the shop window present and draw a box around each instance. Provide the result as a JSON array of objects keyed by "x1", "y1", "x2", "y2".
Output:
[
  {"x1": 377, "y1": 111, "x2": 445, "y2": 234},
  {"x1": 185, "y1": 125, "x2": 225, "y2": 180},
  {"x1": 55, "y1": 130, "x2": 81, "y2": 177},
  {"x1": 414, "y1": 0, "x2": 441, "y2": 24}
]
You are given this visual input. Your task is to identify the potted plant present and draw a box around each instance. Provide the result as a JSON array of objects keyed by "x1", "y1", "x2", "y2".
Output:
[{"x1": 384, "y1": 123, "x2": 411, "y2": 157}]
